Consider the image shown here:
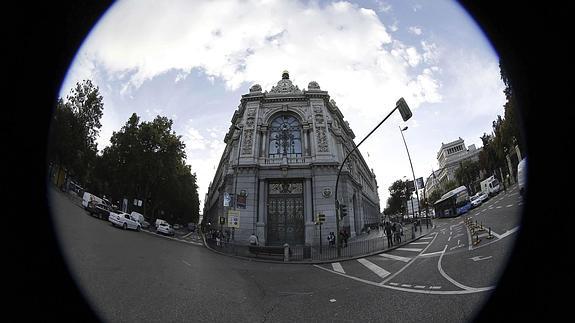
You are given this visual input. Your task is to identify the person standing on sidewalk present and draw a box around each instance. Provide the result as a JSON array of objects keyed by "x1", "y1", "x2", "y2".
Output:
[
  {"x1": 249, "y1": 232, "x2": 259, "y2": 246},
  {"x1": 385, "y1": 222, "x2": 393, "y2": 247}
]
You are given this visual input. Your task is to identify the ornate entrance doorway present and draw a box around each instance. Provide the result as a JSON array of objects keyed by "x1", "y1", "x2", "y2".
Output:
[{"x1": 267, "y1": 181, "x2": 305, "y2": 246}]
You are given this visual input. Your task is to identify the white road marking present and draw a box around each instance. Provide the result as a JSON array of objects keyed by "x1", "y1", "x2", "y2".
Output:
[
  {"x1": 438, "y1": 245, "x2": 494, "y2": 292},
  {"x1": 357, "y1": 258, "x2": 391, "y2": 279},
  {"x1": 396, "y1": 248, "x2": 423, "y2": 252},
  {"x1": 470, "y1": 256, "x2": 492, "y2": 262},
  {"x1": 419, "y1": 251, "x2": 443, "y2": 257},
  {"x1": 332, "y1": 262, "x2": 345, "y2": 274},
  {"x1": 499, "y1": 226, "x2": 520, "y2": 238},
  {"x1": 378, "y1": 253, "x2": 411, "y2": 263},
  {"x1": 506, "y1": 204, "x2": 513, "y2": 208},
  {"x1": 414, "y1": 285, "x2": 426, "y2": 289},
  {"x1": 410, "y1": 242, "x2": 429, "y2": 245},
  {"x1": 401, "y1": 284, "x2": 412, "y2": 288}
]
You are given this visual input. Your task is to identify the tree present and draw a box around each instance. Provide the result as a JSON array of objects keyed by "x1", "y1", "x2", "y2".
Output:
[
  {"x1": 99, "y1": 113, "x2": 200, "y2": 224},
  {"x1": 384, "y1": 179, "x2": 410, "y2": 218},
  {"x1": 455, "y1": 160, "x2": 481, "y2": 194},
  {"x1": 47, "y1": 80, "x2": 104, "y2": 185}
]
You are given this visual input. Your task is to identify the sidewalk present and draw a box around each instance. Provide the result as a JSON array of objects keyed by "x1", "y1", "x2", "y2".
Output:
[{"x1": 202, "y1": 221, "x2": 435, "y2": 264}]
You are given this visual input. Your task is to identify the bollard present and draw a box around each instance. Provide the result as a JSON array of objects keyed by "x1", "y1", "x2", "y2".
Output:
[
  {"x1": 487, "y1": 227, "x2": 494, "y2": 239},
  {"x1": 283, "y1": 243, "x2": 290, "y2": 262}
]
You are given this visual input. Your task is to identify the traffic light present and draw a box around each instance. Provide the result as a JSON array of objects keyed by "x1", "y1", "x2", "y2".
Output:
[
  {"x1": 340, "y1": 204, "x2": 348, "y2": 218},
  {"x1": 219, "y1": 216, "x2": 226, "y2": 225},
  {"x1": 316, "y1": 213, "x2": 326, "y2": 224},
  {"x1": 396, "y1": 97, "x2": 412, "y2": 121}
]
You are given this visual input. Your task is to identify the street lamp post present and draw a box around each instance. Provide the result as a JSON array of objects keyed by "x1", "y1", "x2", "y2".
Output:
[
  {"x1": 334, "y1": 98, "x2": 412, "y2": 257},
  {"x1": 399, "y1": 126, "x2": 421, "y2": 225}
]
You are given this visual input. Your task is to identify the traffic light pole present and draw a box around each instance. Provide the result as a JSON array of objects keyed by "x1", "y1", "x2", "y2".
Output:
[{"x1": 334, "y1": 98, "x2": 412, "y2": 257}]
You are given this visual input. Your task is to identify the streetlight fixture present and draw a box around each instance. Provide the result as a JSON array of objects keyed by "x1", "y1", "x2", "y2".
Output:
[
  {"x1": 399, "y1": 125, "x2": 421, "y2": 224},
  {"x1": 334, "y1": 98, "x2": 412, "y2": 256}
]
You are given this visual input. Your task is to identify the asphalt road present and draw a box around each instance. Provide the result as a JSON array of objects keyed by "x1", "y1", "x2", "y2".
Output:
[{"x1": 49, "y1": 185, "x2": 524, "y2": 322}]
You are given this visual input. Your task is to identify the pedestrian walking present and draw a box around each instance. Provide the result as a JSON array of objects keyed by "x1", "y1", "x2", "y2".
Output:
[
  {"x1": 216, "y1": 231, "x2": 221, "y2": 247},
  {"x1": 328, "y1": 232, "x2": 335, "y2": 247},
  {"x1": 385, "y1": 222, "x2": 393, "y2": 247},
  {"x1": 396, "y1": 223, "x2": 403, "y2": 243}
]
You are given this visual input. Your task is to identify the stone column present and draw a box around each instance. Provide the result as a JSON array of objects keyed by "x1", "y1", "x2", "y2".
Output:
[
  {"x1": 304, "y1": 178, "x2": 314, "y2": 245},
  {"x1": 257, "y1": 179, "x2": 266, "y2": 245}
]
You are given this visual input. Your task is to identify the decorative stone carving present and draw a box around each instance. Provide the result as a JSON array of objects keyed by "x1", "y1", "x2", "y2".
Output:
[
  {"x1": 246, "y1": 117, "x2": 255, "y2": 128},
  {"x1": 242, "y1": 129, "x2": 254, "y2": 155},
  {"x1": 269, "y1": 181, "x2": 303, "y2": 194},
  {"x1": 313, "y1": 105, "x2": 323, "y2": 114},
  {"x1": 316, "y1": 127, "x2": 329, "y2": 152},
  {"x1": 308, "y1": 81, "x2": 321, "y2": 91},
  {"x1": 250, "y1": 84, "x2": 262, "y2": 92},
  {"x1": 269, "y1": 71, "x2": 303, "y2": 94}
]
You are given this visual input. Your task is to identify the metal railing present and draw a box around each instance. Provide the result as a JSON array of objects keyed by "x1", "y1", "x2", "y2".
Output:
[{"x1": 204, "y1": 219, "x2": 434, "y2": 262}]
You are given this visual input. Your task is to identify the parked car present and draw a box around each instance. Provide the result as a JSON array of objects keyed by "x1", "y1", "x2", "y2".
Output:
[
  {"x1": 155, "y1": 219, "x2": 168, "y2": 228},
  {"x1": 109, "y1": 211, "x2": 141, "y2": 231},
  {"x1": 87, "y1": 200, "x2": 112, "y2": 220},
  {"x1": 470, "y1": 192, "x2": 488, "y2": 208},
  {"x1": 130, "y1": 212, "x2": 149, "y2": 228},
  {"x1": 156, "y1": 223, "x2": 174, "y2": 236}
]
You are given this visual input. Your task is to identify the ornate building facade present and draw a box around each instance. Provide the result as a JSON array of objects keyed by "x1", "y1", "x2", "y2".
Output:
[
  {"x1": 202, "y1": 71, "x2": 380, "y2": 246},
  {"x1": 425, "y1": 138, "x2": 482, "y2": 198}
]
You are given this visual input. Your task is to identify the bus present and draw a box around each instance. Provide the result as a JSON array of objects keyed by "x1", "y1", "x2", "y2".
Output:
[{"x1": 433, "y1": 186, "x2": 471, "y2": 218}]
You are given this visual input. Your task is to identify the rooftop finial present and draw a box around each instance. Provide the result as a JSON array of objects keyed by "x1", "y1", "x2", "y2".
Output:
[{"x1": 282, "y1": 70, "x2": 289, "y2": 79}]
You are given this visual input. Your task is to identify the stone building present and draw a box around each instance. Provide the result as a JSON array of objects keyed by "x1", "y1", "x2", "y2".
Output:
[
  {"x1": 425, "y1": 137, "x2": 482, "y2": 198},
  {"x1": 202, "y1": 71, "x2": 380, "y2": 246}
]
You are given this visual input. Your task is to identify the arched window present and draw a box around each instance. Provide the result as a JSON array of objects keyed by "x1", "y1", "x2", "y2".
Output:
[{"x1": 268, "y1": 115, "x2": 302, "y2": 158}]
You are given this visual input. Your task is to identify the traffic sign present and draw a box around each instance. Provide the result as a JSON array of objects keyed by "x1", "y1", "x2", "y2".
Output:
[{"x1": 227, "y1": 210, "x2": 240, "y2": 228}]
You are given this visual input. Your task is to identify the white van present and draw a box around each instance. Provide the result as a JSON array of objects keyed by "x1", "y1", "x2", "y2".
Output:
[
  {"x1": 155, "y1": 219, "x2": 168, "y2": 227},
  {"x1": 517, "y1": 157, "x2": 527, "y2": 196},
  {"x1": 130, "y1": 211, "x2": 149, "y2": 228},
  {"x1": 82, "y1": 192, "x2": 102, "y2": 209},
  {"x1": 480, "y1": 176, "x2": 501, "y2": 197}
]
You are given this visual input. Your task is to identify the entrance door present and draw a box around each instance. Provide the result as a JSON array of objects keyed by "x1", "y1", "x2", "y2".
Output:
[{"x1": 267, "y1": 181, "x2": 304, "y2": 246}]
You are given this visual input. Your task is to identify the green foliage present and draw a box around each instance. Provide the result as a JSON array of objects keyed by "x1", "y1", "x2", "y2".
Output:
[
  {"x1": 48, "y1": 80, "x2": 104, "y2": 184},
  {"x1": 478, "y1": 61, "x2": 525, "y2": 180},
  {"x1": 383, "y1": 179, "x2": 410, "y2": 216},
  {"x1": 455, "y1": 160, "x2": 481, "y2": 194},
  {"x1": 98, "y1": 113, "x2": 200, "y2": 224}
]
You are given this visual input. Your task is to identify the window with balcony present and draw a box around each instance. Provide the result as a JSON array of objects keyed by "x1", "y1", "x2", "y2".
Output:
[{"x1": 268, "y1": 115, "x2": 302, "y2": 159}]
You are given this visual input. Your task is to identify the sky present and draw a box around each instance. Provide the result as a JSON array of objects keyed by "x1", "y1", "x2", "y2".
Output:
[{"x1": 59, "y1": 0, "x2": 506, "y2": 213}]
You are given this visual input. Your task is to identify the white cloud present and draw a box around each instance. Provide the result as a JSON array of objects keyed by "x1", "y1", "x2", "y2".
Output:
[
  {"x1": 408, "y1": 26, "x2": 423, "y2": 35},
  {"x1": 61, "y1": 0, "x2": 503, "y2": 210}
]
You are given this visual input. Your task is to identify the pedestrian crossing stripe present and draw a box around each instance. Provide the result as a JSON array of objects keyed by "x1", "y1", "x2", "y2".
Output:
[
  {"x1": 357, "y1": 258, "x2": 391, "y2": 279},
  {"x1": 332, "y1": 262, "x2": 345, "y2": 274},
  {"x1": 410, "y1": 242, "x2": 429, "y2": 245},
  {"x1": 378, "y1": 253, "x2": 411, "y2": 262},
  {"x1": 396, "y1": 247, "x2": 423, "y2": 252}
]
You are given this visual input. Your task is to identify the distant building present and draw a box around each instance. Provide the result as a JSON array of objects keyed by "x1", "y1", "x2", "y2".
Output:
[
  {"x1": 202, "y1": 71, "x2": 380, "y2": 246},
  {"x1": 425, "y1": 138, "x2": 482, "y2": 198}
]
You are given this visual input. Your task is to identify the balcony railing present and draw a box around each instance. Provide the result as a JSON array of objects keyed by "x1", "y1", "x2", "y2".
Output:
[{"x1": 265, "y1": 154, "x2": 307, "y2": 164}]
